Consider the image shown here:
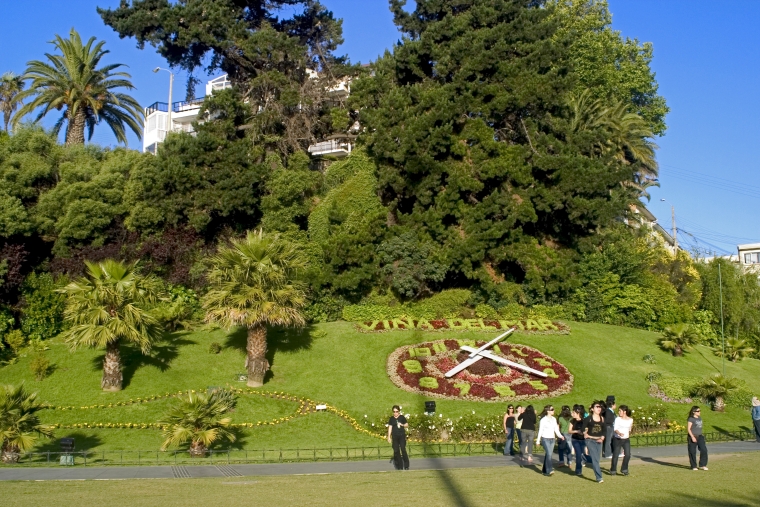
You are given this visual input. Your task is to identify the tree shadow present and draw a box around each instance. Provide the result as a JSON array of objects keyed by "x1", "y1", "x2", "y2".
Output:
[
  {"x1": 34, "y1": 432, "x2": 103, "y2": 452},
  {"x1": 90, "y1": 335, "x2": 196, "y2": 389},
  {"x1": 222, "y1": 325, "x2": 316, "y2": 384},
  {"x1": 712, "y1": 426, "x2": 748, "y2": 438},
  {"x1": 627, "y1": 491, "x2": 760, "y2": 507}
]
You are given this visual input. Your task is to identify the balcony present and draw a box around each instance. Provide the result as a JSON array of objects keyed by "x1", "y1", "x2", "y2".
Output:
[{"x1": 308, "y1": 135, "x2": 356, "y2": 158}]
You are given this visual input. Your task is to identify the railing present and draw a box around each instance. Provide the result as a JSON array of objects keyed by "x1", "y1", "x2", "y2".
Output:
[
  {"x1": 308, "y1": 139, "x2": 353, "y2": 157},
  {"x1": 5, "y1": 431, "x2": 754, "y2": 467},
  {"x1": 172, "y1": 98, "x2": 204, "y2": 113},
  {"x1": 145, "y1": 102, "x2": 169, "y2": 115}
]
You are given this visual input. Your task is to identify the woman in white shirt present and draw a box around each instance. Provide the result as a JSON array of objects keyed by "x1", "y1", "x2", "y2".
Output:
[
  {"x1": 610, "y1": 405, "x2": 633, "y2": 476},
  {"x1": 535, "y1": 405, "x2": 565, "y2": 476}
]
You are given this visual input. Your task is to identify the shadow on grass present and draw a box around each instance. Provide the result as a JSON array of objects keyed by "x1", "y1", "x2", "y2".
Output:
[
  {"x1": 91, "y1": 335, "x2": 196, "y2": 389},
  {"x1": 223, "y1": 325, "x2": 316, "y2": 383},
  {"x1": 34, "y1": 432, "x2": 103, "y2": 452},
  {"x1": 628, "y1": 491, "x2": 760, "y2": 507},
  {"x1": 637, "y1": 456, "x2": 692, "y2": 469}
]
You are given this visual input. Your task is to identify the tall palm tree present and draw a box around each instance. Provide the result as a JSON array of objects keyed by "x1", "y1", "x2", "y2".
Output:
[
  {"x1": 13, "y1": 28, "x2": 143, "y2": 146},
  {"x1": 160, "y1": 389, "x2": 236, "y2": 457},
  {"x1": 713, "y1": 338, "x2": 755, "y2": 363},
  {"x1": 694, "y1": 374, "x2": 740, "y2": 412},
  {"x1": 0, "y1": 72, "x2": 25, "y2": 133},
  {"x1": 0, "y1": 384, "x2": 54, "y2": 463},
  {"x1": 658, "y1": 323, "x2": 699, "y2": 357},
  {"x1": 58, "y1": 260, "x2": 163, "y2": 391},
  {"x1": 203, "y1": 230, "x2": 309, "y2": 387}
]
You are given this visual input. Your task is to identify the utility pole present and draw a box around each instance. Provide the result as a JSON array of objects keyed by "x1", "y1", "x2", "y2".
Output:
[
  {"x1": 671, "y1": 205, "x2": 677, "y2": 252},
  {"x1": 718, "y1": 262, "x2": 725, "y2": 376}
]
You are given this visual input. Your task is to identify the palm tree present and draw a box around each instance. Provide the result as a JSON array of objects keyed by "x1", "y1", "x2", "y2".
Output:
[
  {"x1": 693, "y1": 374, "x2": 740, "y2": 412},
  {"x1": 658, "y1": 323, "x2": 699, "y2": 357},
  {"x1": 13, "y1": 28, "x2": 143, "y2": 146},
  {"x1": 713, "y1": 338, "x2": 755, "y2": 363},
  {"x1": 0, "y1": 384, "x2": 54, "y2": 463},
  {"x1": 160, "y1": 389, "x2": 236, "y2": 457},
  {"x1": 58, "y1": 260, "x2": 163, "y2": 391},
  {"x1": 0, "y1": 72, "x2": 25, "y2": 133},
  {"x1": 203, "y1": 230, "x2": 308, "y2": 387}
]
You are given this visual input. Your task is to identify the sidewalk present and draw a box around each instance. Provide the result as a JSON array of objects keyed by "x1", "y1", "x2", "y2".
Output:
[{"x1": 1, "y1": 441, "x2": 758, "y2": 481}]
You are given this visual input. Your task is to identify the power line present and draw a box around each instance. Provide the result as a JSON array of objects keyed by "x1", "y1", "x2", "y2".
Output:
[{"x1": 660, "y1": 164, "x2": 760, "y2": 201}]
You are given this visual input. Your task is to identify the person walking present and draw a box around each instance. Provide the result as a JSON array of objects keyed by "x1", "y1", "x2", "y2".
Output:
[
  {"x1": 687, "y1": 406, "x2": 708, "y2": 471},
  {"x1": 557, "y1": 405, "x2": 573, "y2": 467},
  {"x1": 536, "y1": 405, "x2": 565, "y2": 476},
  {"x1": 610, "y1": 405, "x2": 633, "y2": 476},
  {"x1": 514, "y1": 405, "x2": 524, "y2": 455},
  {"x1": 752, "y1": 397, "x2": 760, "y2": 443},
  {"x1": 603, "y1": 396, "x2": 616, "y2": 458},
  {"x1": 518, "y1": 405, "x2": 537, "y2": 464},
  {"x1": 503, "y1": 405, "x2": 517, "y2": 456},
  {"x1": 583, "y1": 401, "x2": 606, "y2": 483},
  {"x1": 387, "y1": 405, "x2": 409, "y2": 470},
  {"x1": 569, "y1": 406, "x2": 586, "y2": 476}
]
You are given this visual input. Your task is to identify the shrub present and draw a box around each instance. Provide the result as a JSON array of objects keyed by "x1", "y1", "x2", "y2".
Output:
[
  {"x1": 498, "y1": 303, "x2": 526, "y2": 320},
  {"x1": 20, "y1": 272, "x2": 67, "y2": 341},
  {"x1": 4, "y1": 329, "x2": 25, "y2": 353},
  {"x1": 30, "y1": 354, "x2": 51, "y2": 380},
  {"x1": 408, "y1": 289, "x2": 472, "y2": 319},
  {"x1": 643, "y1": 354, "x2": 656, "y2": 364},
  {"x1": 474, "y1": 304, "x2": 499, "y2": 319},
  {"x1": 725, "y1": 383, "x2": 754, "y2": 409},
  {"x1": 656, "y1": 377, "x2": 700, "y2": 400},
  {"x1": 208, "y1": 342, "x2": 222, "y2": 354},
  {"x1": 304, "y1": 293, "x2": 348, "y2": 323}
]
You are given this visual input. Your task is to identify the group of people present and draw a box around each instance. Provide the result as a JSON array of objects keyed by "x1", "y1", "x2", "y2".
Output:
[
  {"x1": 386, "y1": 395, "x2": 719, "y2": 477},
  {"x1": 503, "y1": 396, "x2": 709, "y2": 482}
]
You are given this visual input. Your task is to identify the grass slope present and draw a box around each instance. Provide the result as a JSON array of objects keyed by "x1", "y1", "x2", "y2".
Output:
[{"x1": 0, "y1": 321, "x2": 758, "y2": 451}]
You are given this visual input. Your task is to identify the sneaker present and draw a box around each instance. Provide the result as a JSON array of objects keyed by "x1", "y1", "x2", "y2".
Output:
[
  {"x1": 692, "y1": 468, "x2": 698, "y2": 471},
  {"x1": 609, "y1": 471, "x2": 617, "y2": 476},
  {"x1": 597, "y1": 479, "x2": 604, "y2": 483},
  {"x1": 549, "y1": 471, "x2": 554, "y2": 476},
  {"x1": 576, "y1": 472, "x2": 583, "y2": 476},
  {"x1": 619, "y1": 453, "x2": 625, "y2": 457},
  {"x1": 622, "y1": 471, "x2": 629, "y2": 476},
  {"x1": 700, "y1": 466, "x2": 708, "y2": 471}
]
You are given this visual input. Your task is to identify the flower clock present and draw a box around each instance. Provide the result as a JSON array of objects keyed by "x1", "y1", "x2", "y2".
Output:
[{"x1": 387, "y1": 338, "x2": 573, "y2": 401}]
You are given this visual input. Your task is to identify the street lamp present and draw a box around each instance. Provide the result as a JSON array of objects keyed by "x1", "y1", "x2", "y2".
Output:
[{"x1": 153, "y1": 67, "x2": 174, "y2": 143}]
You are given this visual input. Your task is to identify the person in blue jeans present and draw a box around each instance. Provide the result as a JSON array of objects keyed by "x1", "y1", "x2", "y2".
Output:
[
  {"x1": 582, "y1": 402, "x2": 607, "y2": 483},
  {"x1": 535, "y1": 405, "x2": 565, "y2": 476},
  {"x1": 569, "y1": 406, "x2": 586, "y2": 475},
  {"x1": 502, "y1": 405, "x2": 517, "y2": 456},
  {"x1": 752, "y1": 397, "x2": 760, "y2": 443}
]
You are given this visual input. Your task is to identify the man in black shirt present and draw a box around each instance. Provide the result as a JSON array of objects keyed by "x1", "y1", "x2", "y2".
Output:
[
  {"x1": 603, "y1": 395, "x2": 616, "y2": 458},
  {"x1": 387, "y1": 405, "x2": 409, "y2": 470}
]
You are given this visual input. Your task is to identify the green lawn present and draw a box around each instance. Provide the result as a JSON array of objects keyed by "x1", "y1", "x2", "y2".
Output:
[
  {"x1": 4, "y1": 452, "x2": 760, "y2": 507},
  {"x1": 1, "y1": 321, "x2": 758, "y2": 452}
]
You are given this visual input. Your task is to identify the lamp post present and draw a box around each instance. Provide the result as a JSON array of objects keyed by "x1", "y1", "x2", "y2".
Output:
[{"x1": 153, "y1": 67, "x2": 173, "y2": 149}]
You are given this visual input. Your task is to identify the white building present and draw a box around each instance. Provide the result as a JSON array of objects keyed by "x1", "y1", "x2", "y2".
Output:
[
  {"x1": 626, "y1": 204, "x2": 679, "y2": 254},
  {"x1": 143, "y1": 75, "x2": 232, "y2": 154},
  {"x1": 738, "y1": 243, "x2": 760, "y2": 274},
  {"x1": 143, "y1": 73, "x2": 356, "y2": 157}
]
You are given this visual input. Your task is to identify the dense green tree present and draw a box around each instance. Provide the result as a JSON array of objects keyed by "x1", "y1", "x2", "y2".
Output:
[
  {"x1": 549, "y1": 0, "x2": 669, "y2": 135},
  {"x1": 260, "y1": 152, "x2": 322, "y2": 233},
  {"x1": 59, "y1": 260, "x2": 163, "y2": 391},
  {"x1": 14, "y1": 29, "x2": 142, "y2": 146},
  {"x1": 203, "y1": 230, "x2": 308, "y2": 387},
  {"x1": 0, "y1": 72, "x2": 25, "y2": 133},
  {"x1": 354, "y1": 0, "x2": 637, "y2": 303},
  {"x1": 100, "y1": 0, "x2": 351, "y2": 156}
]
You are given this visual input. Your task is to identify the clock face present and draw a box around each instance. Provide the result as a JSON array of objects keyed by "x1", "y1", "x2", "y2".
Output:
[{"x1": 387, "y1": 338, "x2": 573, "y2": 402}]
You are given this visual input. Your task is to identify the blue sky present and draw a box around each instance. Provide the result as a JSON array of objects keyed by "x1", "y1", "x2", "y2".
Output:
[{"x1": 0, "y1": 1, "x2": 757, "y2": 253}]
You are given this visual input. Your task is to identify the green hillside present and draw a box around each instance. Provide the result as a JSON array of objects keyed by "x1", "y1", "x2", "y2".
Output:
[{"x1": 0, "y1": 321, "x2": 757, "y2": 452}]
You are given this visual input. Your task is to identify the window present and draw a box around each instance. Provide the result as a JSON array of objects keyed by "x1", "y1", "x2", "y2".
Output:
[{"x1": 744, "y1": 252, "x2": 760, "y2": 264}]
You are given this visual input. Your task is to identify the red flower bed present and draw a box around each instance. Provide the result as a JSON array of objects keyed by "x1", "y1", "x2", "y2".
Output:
[{"x1": 387, "y1": 339, "x2": 573, "y2": 402}]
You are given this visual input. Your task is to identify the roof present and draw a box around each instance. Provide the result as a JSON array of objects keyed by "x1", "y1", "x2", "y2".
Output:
[{"x1": 738, "y1": 243, "x2": 760, "y2": 251}]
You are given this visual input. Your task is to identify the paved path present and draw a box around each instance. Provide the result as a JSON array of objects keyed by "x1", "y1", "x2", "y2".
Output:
[{"x1": 1, "y1": 441, "x2": 758, "y2": 481}]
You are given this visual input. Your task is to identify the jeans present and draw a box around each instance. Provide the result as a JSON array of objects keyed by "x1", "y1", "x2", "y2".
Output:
[
  {"x1": 611, "y1": 438, "x2": 631, "y2": 473},
  {"x1": 521, "y1": 429, "x2": 535, "y2": 458},
  {"x1": 391, "y1": 433, "x2": 409, "y2": 470},
  {"x1": 585, "y1": 439, "x2": 603, "y2": 481},
  {"x1": 754, "y1": 419, "x2": 760, "y2": 443},
  {"x1": 571, "y1": 439, "x2": 586, "y2": 475},
  {"x1": 687, "y1": 435, "x2": 708, "y2": 469},
  {"x1": 603, "y1": 425, "x2": 614, "y2": 457},
  {"x1": 504, "y1": 427, "x2": 517, "y2": 455},
  {"x1": 516, "y1": 428, "x2": 523, "y2": 452},
  {"x1": 541, "y1": 438, "x2": 555, "y2": 475},
  {"x1": 558, "y1": 434, "x2": 572, "y2": 464}
]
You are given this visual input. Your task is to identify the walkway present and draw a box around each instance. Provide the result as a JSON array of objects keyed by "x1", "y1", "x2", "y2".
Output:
[{"x1": 1, "y1": 441, "x2": 758, "y2": 481}]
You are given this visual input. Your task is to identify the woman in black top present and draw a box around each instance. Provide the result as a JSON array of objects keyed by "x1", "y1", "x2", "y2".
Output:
[
  {"x1": 387, "y1": 405, "x2": 409, "y2": 470},
  {"x1": 502, "y1": 405, "x2": 517, "y2": 456},
  {"x1": 569, "y1": 406, "x2": 586, "y2": 476},
  {"x1": 582, "y1": 401, "x2": 607, "y2": 483},
  {"x1": 518, "y1": 405, "x2": 537, "y2": 463}
]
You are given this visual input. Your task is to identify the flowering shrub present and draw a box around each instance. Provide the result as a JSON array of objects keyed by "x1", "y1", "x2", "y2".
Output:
[
  {"x1": 356, "y1": 318, "x2": 570, "y2": 334},
  {"x1": 360, "y1": 410, "x2": 506, "y2": 442},
  {"x1": 387, "y1": 339, "x2": 573, "y2": 402},
  {"x1": 630, "y1": 404, "x2": 670, "y2": 434}
]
